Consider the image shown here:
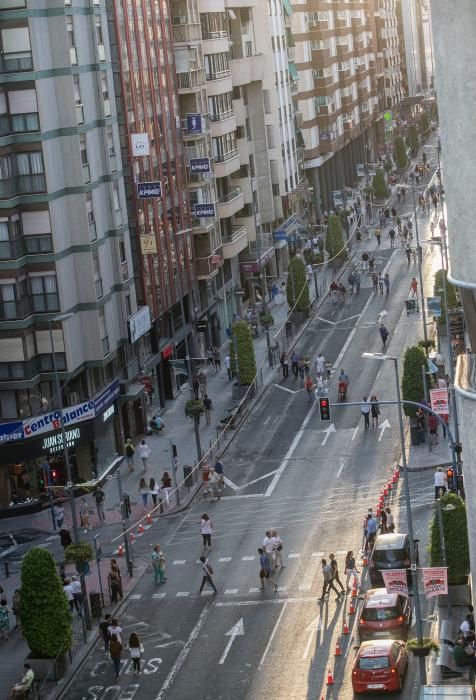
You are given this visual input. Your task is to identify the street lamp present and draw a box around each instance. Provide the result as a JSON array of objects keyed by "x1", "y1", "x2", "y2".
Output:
[
  {"x1": 48, "y1": 312, "x2": 92, "y2": 629},
  {"x1": 362, "y1": 351, "x2": 427, "y2": 685}
]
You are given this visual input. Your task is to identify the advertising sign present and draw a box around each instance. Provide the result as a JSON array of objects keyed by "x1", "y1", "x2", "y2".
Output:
[
  {"x1": 187, "y1": 114, "x2": 202, "y2": 133},
  {"x1": 430, "y1": 388, "x2": 449, "y2": 415},
  {"x1": 427, "y1": 296, "x2": 442, "y2": 318},
  {"x1": 140, "y1": 235, "x2": 157, "y2": 255},
  {"x1": 194, "y1": 203, "x2": 215, "y2": 218},
  {"x1": 131, "y1": 133, "x2": 150, "y2": 156},
  {"x1": 94, "y1": 379, "x2": 120, "y2": 416},
  {"x1": 137, "y1": 181, "x2": 162, "y2": 199},
  {"x1": 211, "y1": 255, "x2": 222, "y2": 265},
  {"x1": 332, "y1": 190, "x2": 343, "y2": 207},
  {"x1": 23, "y1": 402, "x2": 95, "y2": 439},
  {"x1": 190, "y1": 158, "x2": 211, "y2": 174},
  {"x1": 422, "y1": 567, "x2": 448, "y2": 599},
  {"x1": 356, "y1": 164, "x2": 366, "y2": 178},
  {"x1": 128, "y1": 306, "x2": 151, "y2": 343},
  {"x1": 381, "y1": 569, "x2": 409, "y2": 597},
  {"x1": 0, "y1": 421, "x2": 24, "y2": 443}
]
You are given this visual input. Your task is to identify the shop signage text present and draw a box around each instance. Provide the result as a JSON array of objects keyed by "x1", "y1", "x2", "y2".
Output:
[
  {"x1": 131, "y1": 133, "x2": 150, "y2": 156},
  {"x1": 137, "y1": 181, "x2": 162, "y2": 199},
  {"x1": 187, "y1": 113, "x2": 202, "y2": 133},
  {"x1": 94, "y1": 380, "x2": 120, "y2": 416},
  {"x1": 42, "y1": 428, "x2": 81, "y2": 453},
  {"x1": 194, "y1": 203, "x2": 215, "y2": 218},
  {"x1": 190, "y1": 158, "x2": 210, "y2": 173},
  {"x1": 102, "y1": 405, "x2": 115, "y2": 422},
  {"x1": 0, "y1": 421, "x2": 23, "y2": 443},
  {"x1": 24, "y1": 402, "x2": 95, "y2": 438},
  {"x1": 129, "y1": 306, "x2": 151, "y2": 343}
]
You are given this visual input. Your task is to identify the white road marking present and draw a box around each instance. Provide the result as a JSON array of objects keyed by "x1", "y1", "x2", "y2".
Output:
[
  {"x1": 156, "y1": 603, "x2": 213, "y2": 699},
  {"x1": 129, "y1": 594, "x2": 142, "y2": 600},
  {"x1": 303, "y1": 614, "x2": 322, "y2": 659},
  {"x1": 224, "y1": 589, "x2": 239, "y2": 595},
  {"x1": 351, "y1": 426, "x2": 359, "y2": 441},
  {"x1": 223, "y1": 476, "x2": 240, "y2": 492},
  {"x1": 152, "y1": 593, "x2": 166, "y2": 599},
  {"x1": 258, "y1": 601, "x2": 288, "y2": 668},
  {"x1": 336, "y1": 462, "x2": 345, "y2": 479},
  {"x1": 378, "y1": 418, "x2": 391, "y2": 441},
  {"x1": 219, "y1": 618, "x2": 244, "y2": 665},
  {"x1": 239, "y1": 470, "x2": 279, "y2": 489},
  {"x1": 299, "y1": 557, "x2": 321, "y2": 591},
  {"x1": 221, "y1": 493, "x2": 264, "y2": 499},
  {"x1": 273, "y1": 383, "x2": 300, "y2": 394},
  {"x1": 200, "y1": 590, "x2": 214, "y2": 596},
  {"x1": 219, "y1": 557, "x2": 232, "y2": 562},
  {"x1": 287, "y1": 553, "x2": 301, "y2": 559},
  {"x1": 242, "y1": 556, "x2": 255, "y2": 561},
  {"x1": 264, "y1": 416, "x2": 271, "y2": 426},
  {"x1": 345, "y1": 635, "x2": 355, "y2": 658},
  {"x1": 173, "y1": 560, "x2": 186, "y2": 565},
  {"x1": 336, "y1": 550, "x2": 347, "y2": 555},
  {"x1": 176, "y1": 592, "x2": 190, "y2": 597},
  {"x1": 321, "y1": 423, "x2": 336, "y2": 446},
  {"x1": 249, "y1": 587, "x2": 261, "y2": 593},
  {"x1": 311, "y1": 551, "x2": 325, "y2": 557},
  {"x1": 277, "y1": 586, "x2": 287, "y2": 592}
]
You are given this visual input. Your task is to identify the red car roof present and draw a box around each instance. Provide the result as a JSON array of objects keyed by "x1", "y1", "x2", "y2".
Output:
[
  {"x1": 364, "y1": 588, "x2": 399, "y2": 607},
  {"x1": 359, "y1": 640, "x2": 401, "y2": 657}
]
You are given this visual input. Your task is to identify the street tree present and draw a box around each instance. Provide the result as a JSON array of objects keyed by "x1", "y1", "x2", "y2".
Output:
[
  {"x1": 395, "y1": 137, "x2": 408, "y2": 171},
  {"x1": 326, "y1": 215, "x2": 346, "y2": 262},
  {"x1": 372, "y1": 168, "x2": 389, "y2": 200},
  {"x1": 286, "y1": 256, "x2": 310, "y2": 311},
  {"x1": 229, "y1": 321, "x2": 257, "y2": 385},
  {"x1": 429, "y1": 492, "x2": 470, "y2": 584},
  {"x1": 408, "y1": 124, "x2": 419, "y2": 156},
  {"x1": 401, "y1": 345, "x2": 427, "y2": 417}
]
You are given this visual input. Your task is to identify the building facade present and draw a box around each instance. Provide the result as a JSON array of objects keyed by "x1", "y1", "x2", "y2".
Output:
[
  {"x1": 396, "y1": 0, "x2": 429, "y2": 99},
  {"x1": 0, "y1": 0, "x2": 137, "y2": 508}
]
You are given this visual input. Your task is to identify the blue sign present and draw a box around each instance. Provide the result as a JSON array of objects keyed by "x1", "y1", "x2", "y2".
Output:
[
  {"x1": 194, "y1": 202, "x2": 215, "y2": 218},
  {"x1": 187, "y1": 113, "x2": 202, "y2": 134},
  {"x1": 94, "y1": 379, "x2": 120, "y2": 416},
  {"x1": 137, "y1": 181, "x2": 162, "y2": 199},
  {"x1": 274, "y1": 214, "x2": 298, "y2": 242},
  {"x1": 0, "y1": 421, "x2": 24, "y2": 443},
  {"x1": 190, "y1": 158, "x2": 211, "y2": 174}
]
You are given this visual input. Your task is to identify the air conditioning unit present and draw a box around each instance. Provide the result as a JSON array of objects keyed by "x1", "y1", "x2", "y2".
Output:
[{"x1": 172, "y1": 16, "x2": 186, "y2": 25}]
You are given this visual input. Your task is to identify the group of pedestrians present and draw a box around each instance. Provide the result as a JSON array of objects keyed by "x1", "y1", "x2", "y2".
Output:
[
  {"x1": 360, "y1": 396, "x2": 381, "y2": 429},
  {"x1": 319, "y1": 552, "x2": 360, "y2": 602},
  {"x1": 259, "y1": 530, "x2": 285, "y2": 591},
  {"x1": 98, "y1": 614, "x2": 145, "y2": 680}
]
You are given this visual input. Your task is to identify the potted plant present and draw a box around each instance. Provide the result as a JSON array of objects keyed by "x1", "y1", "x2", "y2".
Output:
[
  {"x1": 401, "y1": 345, "x2": 427, "y2": 418},
  {"x1": 230, "y1": 321, "x2": 257, "y2": 400},
  {"x1": 406, "y1": 637, "x2": 439, "y2": 657},
  {"x1": 418, "y1": 339, "x2": 436, "y2": 351},
  {"x1": 65, "y1": 542, "x2": 93, "y2": 575},
  {"x1": 286, "y1": 256, "x2": 310, "y2": 317},
  {"x1": 259, "y1": 312, "x2": 274, "y2": 328},
  {"x1": 21, "y1": 547, "x2": 72, "y2": 680},
  {"x1": 408, "y1": 124, "x2": 419, "y2": 156}
]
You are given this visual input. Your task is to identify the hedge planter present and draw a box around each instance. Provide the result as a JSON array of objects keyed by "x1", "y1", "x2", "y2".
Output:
[
  {"x1": 406, "y1": 638, "x2": 439, "y2": 658},
  {"x1": 27, "y1": 652, "x2": 69, "y2": 681},
  {"x1": 447, "y1": 580, "x2": 471, "y2": 607},
  {"x1": 232, "y1": 383, "x2": 255, "y2": 402}
]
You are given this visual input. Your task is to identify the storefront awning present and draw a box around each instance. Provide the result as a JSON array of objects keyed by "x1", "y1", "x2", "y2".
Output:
[{"x1": 118, "y1": 382, "x2": 145, "y2": 403}]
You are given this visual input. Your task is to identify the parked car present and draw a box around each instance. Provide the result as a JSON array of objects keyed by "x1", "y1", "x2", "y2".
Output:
[
  {"x1": 352, "y1": 639, "x2": 409, "y2": 694},
  {"x1": 358, "y1": 588, "x2": 412, "y2": 641},
  {"x1": 369, "y1": 532, "x2": 419, "y2": 586}
]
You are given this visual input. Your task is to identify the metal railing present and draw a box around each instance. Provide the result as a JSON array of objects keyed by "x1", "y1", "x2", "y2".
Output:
[
  {"x1": 217, "y1": 187, "x2": 241, "y2": 204},
  {"x1": 176, "y1": 68, "x2": 206, "y2": 90},
  {"x1": 210, "y1": 109, "x2": 234, "y2": 122},
  {"x1": 0, "y1": 174, "x2": 46, "y2": 197},
  {"x1": 214, "y1": 149, "x2": 238, "y2": 163},
  {"x1": 172, "y1": 23, "x2": 202, "y2": 42},
  {"x1": 222, "y1": 225, "x2": 247, "y2": 245}
]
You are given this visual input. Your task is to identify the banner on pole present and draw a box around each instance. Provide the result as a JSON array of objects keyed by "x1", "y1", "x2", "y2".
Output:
[
  {"x1": 430, "y1": 388, "x2": 449, "y2": 415},
  {"x1": 422, "y1": 567, "x2": 448, "y2": 599},
  {"x1": 381, "y1": 569, "x2": 409, "y2": 597}
]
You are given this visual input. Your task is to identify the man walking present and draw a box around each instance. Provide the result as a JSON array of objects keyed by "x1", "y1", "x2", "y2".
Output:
[
  {"x1": 54, "y1": 503, "x2": 65, "y2": 529},
  {"x1": 379, "y1": 323, "x2": 389, "y2": 347},
  {"x1": 93, "y1": 486, "x2": 106, "y2": 523},
  {"x1": 138, "y1": 439, "x2": 151, "y2": 472},
  {"x1": 224, "y1": 355, "x2": 232, "y2": 380},
  {"x1": 203, "y1": 395, "x2": 212, "y2": 425},
  {"x1": 199, "y1": 556, "x2": 217, "y2": 594},
  {"x1": 209, "y1": 468, "x2": 221, "y2": 502},
  {"x1": 384, "y1": 273, "x2": 390, "y2": 296},
  {"x1": 152, "y1": 544, "x2": 167, "y2": 585},
  {"x1": 329, "y1": 553, "x2": 345, "y2": 594},
  {"x1": 263, "y1": 531, "x2": 275, "y2": 570},
  {"x1": 361, "y1": 397, "x2": 371, "y2": 429},
  {"x1": 318, "y1": 558, "x2": 342, "y2": 601},
  {"x1": 124, "y1": 438, "x2": 135, "y2": 473}
]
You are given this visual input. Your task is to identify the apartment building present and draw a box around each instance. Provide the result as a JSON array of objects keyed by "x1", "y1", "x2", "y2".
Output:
[
  {"x1": 396, "y1": 0, "x2": 429, "y2": 99},
  {"x1": 0, "y1": 0, "x2": 137, "y2": 508}
]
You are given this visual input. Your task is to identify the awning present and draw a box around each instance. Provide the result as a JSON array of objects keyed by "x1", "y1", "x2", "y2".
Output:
[
  {"x1": 288, "y1": 61, "x2": 298, "y2": 82},
  {"x1": 282, "y1": 0, "x2": 292, "y2": 17}
]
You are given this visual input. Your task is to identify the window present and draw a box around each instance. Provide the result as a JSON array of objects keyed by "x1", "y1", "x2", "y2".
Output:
[
  {"x1": 92, "y1": 249, "x2": 103, "y2": 299},
  {"x1": 30, "y1": 275, "x2": 58, "y2": 312},
  {"x1": 208, "y1": 92, "x2": 233, "y2": 121},
  {"x1": 204, "y1": 52, "x2": 230, "y2": 80},
  {"x1": 106, "y1": 125, "x2": 117, "y2": 171},
  {"x1": 66, "y1": 17, "x2": 77, "y2": 65},
  {"x1": 101, "y1": 72, "x2": 111, "y2": 117},
  {"x1": 212, "y1": 132, "x2": 237, "y2": 161},
  {"x1": 73, "y1": 75, "x2": 84, "y2": 124},
  {"x1": 0, "y1": 283, "x2": 16, "y2": 319},
  {"x1": 95, "y1": 16, "x2": 105, "y2": 61},
  {"x1": 99, "y1": 309, "x2": 109, "y2": 357},
  {"x1": 112, "y1": 183, "x2": 122, "y2": 225},
  {"x1": 245, "y1": 41, "x2": 252, "y2": 57},
  {"x1": 86, "y1": 192, "x2": 96, "y2": 241},
  {"x1": 0, "y1": 26, "x2": 32, "y2": 72},
  {"x1": 79, "y1": 133, "x2": 90, "y2": 183}
]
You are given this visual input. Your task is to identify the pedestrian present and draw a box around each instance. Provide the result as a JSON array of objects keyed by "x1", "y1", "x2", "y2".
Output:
[
  {"x1": 152, "y1": 544, "x2": 167, "y2": 585},
  {"x1": 138, "y1": 439, "x2": 151, "y2": 472},
  {"x1": 354, "y1": 271, "x2": 361, "y2": 294},
  {"x1": 378, "y1": 274, "x2": 384, "y2": 295},
  {"x1": 272, "y1": 529, "x2": 285, "y2": 569},
  {"x1": 375, "y1": 228, "x2": 381, "y2": 247},
  {"x1": 370, "y1": 395, "x2": 380, "y2": 429},
  {"x1": 79, "y1": 497, "x2": 91, "y2": 532},
  {"x1": 365, "y1": 514, "x2": 378, "y2": 550},
  {"x1": 93, "y1": 487, "x2": 106, "y2": 523},
  {"x1": 379, "y1": 507, "x2": 388, "y2": 533},
  {"x1": 291, "y1": 351, "x2": 299, "y2": 379},
  {"x1": 54, "y1": 503, "x2": 65, "y2": 529},
  {"x1": 316, "y1": 352, "x2": 326, "y2": 378},
  {"x1": 410, "y1": 277, "x2": 418, "y2": 298},
  {"x1": 389, "y1": 228, "x2": 396, "y2": 247},
  {"x1": 209, "y1": 467, "x2": 221, "y2": 502},
  {"x1": 214, "y1": 456, "x2": 225, "y2": 493},
  {"x1": 344, "y1": 551, "x2": 360, "y2": 590},
  {"x1": 379, "y1": 323, "x2": 389, "y2": 347},
  {"x1": 99, "y1": 613, "x2": 111, "y2": 656},
  {"x1": 280, "y1": 352, "x2": 289, "y2": 378},
  {"x1": 59, "y1": 527, "x2": 72, "y2": 552},
  {"x1": 298, "y1": 356, "x2": 305, "y2": 379},
  {"x1": 200, "y1": 462, "x2": 210, "y2": 496},
  {"x1": 428, "y1": 413, "x2": 439, "y2": 446},
  {"x1": 384, "y1": 273, "x2": 390, "y2": 295},
  {"x1": 63, "y1": 579, "x2": 74, "y2": 612},
  {"x1": 199, "y1": 555, "x2": 217, "y2": 594},
  {"x1": 107, "y1": 617, "x2": 122, "y2": 643},
  {"x1": 385, "y1": 507, "x2": 395, "y2": 533},
  {"x1": 139, "y1": 477, "x2": 149, "y2": 510},
  {"x1": 371, "y1": 272, "x2": 378, "y2": 293},
  {"x1": 329, "y1": 553, "x2": 345, "y2": 594},
  {"x1": 405, "y1": 245, "x2": 412, "y2": 264},
  {"x1": 8, "y1": 664, "x2": 34, "y2": 699},
  {"x1": 225, "y1": 354, "x2": 232, "y2": 380},
  {"x1": 368, "y1": 253, "x2": 375, "y2": 272},
  {"x1": 304, "y1": 374, "x2": 314, "y2": 402},
  {"x1": 70, "y1": 576, "x2": 84, "y2": 614},
  {"x1": 11, "y1": 589, "x2": 21, "y2": 628},
  {"x1": 258, "y1": 548, "x2": 278, "y2": 592},
  {"x1": 149, "y1": 478, "x2": 162, "y2": 512},
  {"x1": 198, "y1": 370, "x2": 207, "y2": 397},
  {"x1": 128, "y1": 632, "x2": 144, "y2": 676},
  {"x1": 318, "y1": 558, "x2": 341, "y2": 601},
  {"x1": 361, "y1": 397, "x2": 371, "y2": 429},
  {"x1": 109, "y1": 633, "x2": 123, "y2": 682},
  {"x1": 200, "y1": 513, "x2": 212, "y2": 552},
  {"x1": 108, "y1": 566, "x2": 122, "y2": 604},
  {"x1": 263, "y1": 530, "x2": 275, "y2": 570},
  {"x1": 192, "y1": 372, "x2": 200, "y2": 400},
  {"x1": 213, "y1": 347, "x2": 221, "y2": 372},
  {"x1": 202, "y1": 394, "x2": 213, "y2": 425},
  {"x1": 124, "y1": 438, "x2": 135, "y2": 472}
]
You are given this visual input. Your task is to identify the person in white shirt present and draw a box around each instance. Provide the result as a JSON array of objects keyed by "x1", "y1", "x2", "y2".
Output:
[
  {"x1": 8, "y1": 664, "x2": 34, "y2": 699},
  {"x1": 271, "y1": 529, "x2": 285, "y2": 569},
  {"x1": 224, "y1": 355, "x2": 232, "y2": 380},
  {"x1": 434, "y1": 467, "x2": 448, "y2": 500},
  {"x1": 63, "y1": 580, "x2": 74, "y2": 612},
  {"x1": 361, "y1": 397, "x2": 371, "y2": 429},
  {"x1": 107, "y1": 618, "x2": 122, "y2": 644},
  {"x1": 263, "y1": 531, "x2": 275, "y2": 569},
  {"x1": 460, "y1": 615, "x2": 473, "y2": 638},
  {"x1": 138, "y1": 440, "x2": 151, "y2": 472},
  {"x1": 315, "y1": 353, "x2": 326, "y2": 378}
]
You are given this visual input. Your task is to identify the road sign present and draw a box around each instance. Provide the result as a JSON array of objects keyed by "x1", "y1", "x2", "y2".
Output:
[
  {"x1": 137, "y1": 181, "x2": 162, "y2": 199},
  {"x1": 319, "y1": 398, "x2": 331, "y2": 421},
  {"x1": 430, "y1": 388, "x2": 449, "y2": 415},
  {"x1": 219, "y1": 618, "x2": 244, "y2": 664}
]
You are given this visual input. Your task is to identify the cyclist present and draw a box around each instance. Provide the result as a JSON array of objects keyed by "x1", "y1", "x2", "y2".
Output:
[{"x1": 434, "y1": 467, "x2": 448, "y2": 500}]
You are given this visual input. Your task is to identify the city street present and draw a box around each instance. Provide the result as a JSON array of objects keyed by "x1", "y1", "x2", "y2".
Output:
[{"x1": 63, "y1": 201, "x2": 445, "y2": 700}]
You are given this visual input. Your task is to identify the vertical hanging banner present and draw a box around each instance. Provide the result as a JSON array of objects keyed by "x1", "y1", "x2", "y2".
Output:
[
  {"x1": 131, "y1": 133, "x2": 150, "y2": 156},
  {"x1": 422, "y1": 567, "x2": 448, "y2": 599},
  {"x1": 381, "y1": 569, "x2": 409, "y2": 597}
]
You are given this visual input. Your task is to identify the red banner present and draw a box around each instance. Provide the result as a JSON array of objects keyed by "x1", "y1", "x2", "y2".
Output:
[
  {"x1": 422, "y1": 567, "x2": 448, "y2": 598},
  {"x1": 381, "y1": 569, "x2": 409, "y2": 597}
]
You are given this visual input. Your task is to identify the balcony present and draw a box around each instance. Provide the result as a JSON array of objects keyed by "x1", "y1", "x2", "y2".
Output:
[
  {"x1": 176, "y1": 68, "x2": 206, "y2": 92},
  {"x1": 0, "y1": 293, "x2": 59, "y2": 321},
  {"x1": 222, "y1": 225, "x2": 247, "y2": 259},
  {"x1": 217, "y1": 187, "x2": 244, "y2": 219},
  {"x1": 0, "y1": 174, "x2": 46, "y2": 198},
  {"x1": 341, "y1": 94, "x2": 355, "y2": 108},
  {"x1": 210, "y1": 112, "x2": 236, "y2": 138},
  {"x1": 0, "y1": 52, "x2": 33, "y2": 73},
  {"x1": 205, "y1": 70, "x2": 233, "y2": 97},
  {"x1": 0, "y1": 113, "x2": 40, "y2": 137},
  {"x1": 192, "y1": 215, "x2": 216, "y2": 234},
  {"x1": 247, "y1": 233, "x2": 274, "y2": 256},
  {"x1": 195, "y1": 254, "x2": 223, "y2": 279},
  {"x1": 214, "y1": 150, "x2": 240, "y2": 178},
  {"x1": 172, "y1": 23, "x2": 202, "y2": 43},
  {"x1": 287, "y1": 46, "x2": 296, "y2": 61},
  {"x1": 202, "y1": 35, "x2": 229, "y2": 55},
  {"x1": 229, "y1": 54, "x2": 265, "y2": 87}
]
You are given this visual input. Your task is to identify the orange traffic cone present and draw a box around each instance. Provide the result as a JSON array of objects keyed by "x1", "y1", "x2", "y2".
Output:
[
  {"x1": 394, "y1": 467, "x2": 400, "y2": 478},
  {"x1": 383, "y1": 486, "x2": 388, "y2": 497},
  {"x1": 335, "y1": 640, "x2": 342, "y2": 656},
  {"x1": 327, "y1": 669, "x2": 334, "y2": 685},
  {"x1": 118, "y1": 544, "x2": 124, "y2": 556},
  {"x1": 362, "y1": 553, "x2": 368, "y2": 566},
  {"x1": 349, "y1": 601, "x2": 356, "y2": 615},
  {"x1": 342, "y1": 622, "x2": 349, "y2": 635},
  {"x1": 387, "y1": 480, "x2": 393, "y2": 490},
  {"x1": 392, "y1": 473, "x2": 398, "y2": 483},
  {"x1": 352, "y1": 585, "x2": 358, "y2": 597},
  {"x1": 138, "y1": 523, "x2": 145, "y2": 534},
  {"x1": 146, "y1": 514, "x2": 153, "y2": 524},
  {"x1": 376, "y1": 506, "x2": 381, "y2": 516}
]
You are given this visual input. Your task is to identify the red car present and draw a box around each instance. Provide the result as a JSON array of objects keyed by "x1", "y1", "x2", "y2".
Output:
[
  {"x1": 352, "y1": 639, "x2": 408, "y2": 693},
  {"x1": 358, "y1": 588, "x2": 412, "y2": 642}
]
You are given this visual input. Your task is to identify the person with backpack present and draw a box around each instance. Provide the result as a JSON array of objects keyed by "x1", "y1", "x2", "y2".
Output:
[
  {"x1": 199, "y1": 556, "x2": 217, "y2": 594},
  {"x1": 124, "y1": 438, "x2": 134, "y2": 473},
  {"x1": 99, "y1": 613, "x2": 112, "y2": 655},
  {"x1": 203, "y1": 394, "x2": 213, "y2": 425},
  {"x1": 93, "y1": 487, "x2": 106, "y2": 523},
  {"x1": 379, "y1": 323, "x2": 389, "y2": 347}
]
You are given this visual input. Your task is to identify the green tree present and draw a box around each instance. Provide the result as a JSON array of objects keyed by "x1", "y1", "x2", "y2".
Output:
[
  {"x1": 395, "y1": 136, "x2": 408, "y2": 171},
  {"x1": 409, "y1": 124, "x2": 419, "y2": 155},
  {"x1": 372, "y1": 169, "x2": 389, "y2": 199},
  {"x1": 325, "y1": 215, "x2": 346, "y2": 261},
  {"x1": 383, "y1": 157, "x2": 393, "y2": 175},
  {"x1": 434, "y1": 269, "x2": 458, "y2": 325},
  {"x1": 429, "y1": 493, "x2": 470, "y2": 584},
  {"x1": 420, "y1": 112, "x2": 430, "y2": 136},
  {"x1": 286, "y1": 256, "x2": 310, "y2": 311},
  {"x1": 401, "y1": 345, "x2": 427, "y2": 417},
  {"x1": 21, "y1": 547, "x2": 72, "y2": 658},
  {"x1": 230, "y1": 321, "x2": 257, "y2": 385}
]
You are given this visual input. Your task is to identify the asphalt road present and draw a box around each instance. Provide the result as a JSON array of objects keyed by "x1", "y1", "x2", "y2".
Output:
[{"x1": 64, "y1": 205, "x2": 440, "y2": 700}]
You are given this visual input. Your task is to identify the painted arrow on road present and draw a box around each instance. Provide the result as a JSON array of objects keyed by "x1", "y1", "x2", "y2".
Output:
[
  {"x1": 378, "y1": 309, "x2": 388, "y2": 323},
  {"x1": 321, "y1": 423, "x2": 336, "y2": 446},
  {"x1": 302, "y1": 614, "x2": 322, "y2": 659},
  {"x1": 378, "y1": 418, "x2": 391, "y2": 441},
  {"x1": 219, "y1": 618, "x2": 244, "y2": 665}
]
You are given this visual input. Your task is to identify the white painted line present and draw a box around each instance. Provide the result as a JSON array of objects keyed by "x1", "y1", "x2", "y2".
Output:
[
  {"x1": 273, "y1": 383, "x2": 299, "y2": 394},
  {"x1": 336, "y1": 462, "x2": 345, "y2": 479},
  {"x1": 351, "y1": 425, "x2": 359, "y2": 441},
  {"x1": 219, "y1": 618, "x2": 244, "y2": 665},
  {"x1": 239, "y1": 470, "x2": 279, "y2": 489},
  {"x1": 249, "y1": 587, "x2": 261, "y2": 593},
  {"x1": 303, "y1": 614, "x2": 322, "y2": 660},
  {"x1": 221, "y1": 493, "x2": 263, "y2": 499},
  {"x1": 299, "y1": 557, "x2": 321, "y2": 591},
  {"x1": 259, "y1": 601, "x2": 288, "y2": 668},
  {"x1": 176, "y1": 592, "x2": 190, "y2": 597},
  {"x1": 242, "y1": 556, "x2": 255, "y2": 561},
  {"x1": 173, "y1": 560, "x2": 186, "y2": 565},
  {"x1": 287, "y1": 553, "x2": 301, "y2": 559},
  {"x1": 152, "y1": 593, "x2": 166, "y2": 599},
  {"x1": 321, "y1": 423, "x2": 336, "y2": 446},
  {"x1": 345, "y1": 635, "x2": 355, "y2": 658},
  {"x1": 277, "y1": 586, "x2": 287, "y2": 592},
  {"x1": 336, "y1": 550, "x2": 347, "y2": 556},
  {"x1": 200, "y1": 590, "x2": 214, "y2": 596},
  {"x1": 299, "y1": 584, "x2": 312, "y2": 591},
  {"x1": 219, "y1": 557, "x2": 232, "y2": 562},
  {"x1": 311, "y1": 551, "x2": 325, "y2": 558},
  {"x1": 129, "y1": 594, "x2": 142, "y2": 600},
  {"x1": 224, "y1": 589, "x2": 239, "y2": 595},
  {"x1": 223, "y1": 476, "x2": 240, "y2": 492},
  {"x1": 264, "y1": 416, "x2": 271, "y2": 426},
  {"x1": 156, "y1": 603, "x2": 213, "y2": 700}
]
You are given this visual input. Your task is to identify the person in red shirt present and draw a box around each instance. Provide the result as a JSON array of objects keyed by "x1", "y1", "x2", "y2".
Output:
[{"x1": 428, "y1": 413, "x2": 439, "y2": 446}]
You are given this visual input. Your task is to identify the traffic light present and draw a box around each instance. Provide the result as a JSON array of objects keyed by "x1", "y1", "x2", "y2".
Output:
[{"x1": 319, "y1": 397, "x2": 331, "y2": 421}]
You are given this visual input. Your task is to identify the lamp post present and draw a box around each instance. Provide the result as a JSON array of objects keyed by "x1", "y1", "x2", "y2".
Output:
[
  {"x1": 362, "y1": 352, "x2": 427, "y2": 685},
  {"x1": 48, "y1": 313, "x2": 91, "y2": 629}
]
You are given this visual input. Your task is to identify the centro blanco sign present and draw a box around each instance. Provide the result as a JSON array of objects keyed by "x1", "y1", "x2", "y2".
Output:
[{"x1": 23, "y1": 401, "x2": 95, "y2": 438}]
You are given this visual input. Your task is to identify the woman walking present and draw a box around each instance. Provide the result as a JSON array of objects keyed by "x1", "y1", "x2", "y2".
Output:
[
  {"x1": 200, "y1": 513, "x2": 213, "y2": 552},
  {"x1": 0, "y1": 598, "x2": 12, "y2": 640},
  {"x1": 370, "y1": 395, "x2": 380, "y2": 429},
  {"x1": 271, "y1": 530, "x2": 285, "y2": 569},
  {"x1": 139, "y1": 478, "x2": 149, "y2": 510},
  {"x1": 258, "y1": 548, "x2": 278, "y2": 592},
  {"x1": 109, "y1": 633, "x2": 123, "y2": 682},
  {"x1": 128, "y1": 632, "x2": 144, "y2": 676},
  {"x1": 138, "y1": 440, "x2": 151, "y2": 472},
  {"x1": 149, "y1": 478, "x2": 162, "y2": 513},
  {"x1": 79, "y1": 498, "x2": 91, "y2": 532},
  {"x1": 344, "y1": 550, "x2": 360, "y2": 591}
]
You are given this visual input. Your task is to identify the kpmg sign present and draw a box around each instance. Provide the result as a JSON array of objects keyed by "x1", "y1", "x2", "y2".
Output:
[
  {"x1": 190, "y1": 158, "x2": 211, "y2": 174},
  {"x1": 137, "y1": 182, "x2": 162, "y2": 199},
  {"x1": 194, "y1": 203, "x2": 215, "y2": 218}
]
